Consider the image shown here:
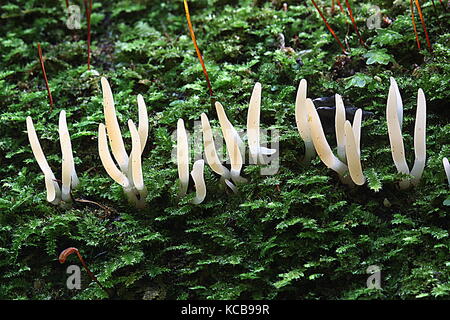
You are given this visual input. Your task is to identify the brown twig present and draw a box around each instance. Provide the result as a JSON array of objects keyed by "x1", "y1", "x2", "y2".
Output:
[
  {"x1": 336, "y1": 0, "x2": 345, "y2": 13},
  {"x1": 414, "y1": 0, "x2": 432, "y2": 52},
  {"x1": 83, "y1": 0, "x2": 93, "y2": 69},
  {"x1": 310, "y1": 0, "x2": 347, "y2": 54},
  {"x1": 344, "y1": 0, "x2": 366, "y2": 47},
  {"x1": 59, "y1": 247, "x2": 109, "y2": 296},
  {"x1": 183, "y1": 0, "x2": 214, "y2": 99},
  {"x1": 37, "y1": 43, "x2": 54, "y2": 112},
  {"x1": 410, "y1": 0, "x2": 421, "y2": 50}
]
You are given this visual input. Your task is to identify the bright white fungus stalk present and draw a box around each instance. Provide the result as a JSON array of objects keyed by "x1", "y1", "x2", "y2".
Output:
[
  {"x1": 305, "y1": 98, "x2": 348, "y2": 179},
  {"x1": 137, "y1": 94, "x2": 148, "y2": 154},
  {"x1": 443, "y1": 157, "x2": 450, "y2": 187},
  {"x1": 27, "y1": 112, "x2": 79, "y2": 205},
  {"x1": 215, "y1": 101, "x2": 247, "y2": 184},
  {"x1": 26, "y1": 116, "x2": 60, "y2": 204},
  {"x1": 344, "y1": 120, "x2": 365, "y2": 185},
  {"x1": 386, "y1": 78, "x2": 410, "y2": 189},
  {"x1": 101, "y1": 77, "x2": 128, "y2": 172},
  {"x1": 191, "y1": 159, "x2": 206, "y2": 204},
  {"x1": 177, "y1": 118, "x2": 190, "y2": 197},
  {"x1": 98, "y1": 77, "x2": 148, "y2": 208},
  {"x1": 59, "y1": 111, "x2": 79, "y2": 201},
  {"x1": 352, "y1": 108, "x2": 362, "y2": 155},
  {"x1": 335, "y1": 94, "x2": 347, "y2": 163},
  {"x1": 247, "y1": 82, "x2": 276, "y2": 164},
  {"x1": 98, "y1": 124, "x2": 130, "y2": 188},
  {"x1": 200, "y1": 113, "x2": 230, "y2": 178},
  {"x1": 410, "y1": 89, "x2": 426, "y2": 186},
  {"x1": 295, "y1": 79, "x2": 315, "y2": 162}
]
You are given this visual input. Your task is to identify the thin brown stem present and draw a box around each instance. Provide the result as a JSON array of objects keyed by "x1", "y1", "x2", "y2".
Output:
[
  {"x1": 310, "y1": 0, "x2": 347, "y2": 54},
  {"x1": 37, "y1": 43, "x2": 54, "y2": 112},
  {"x1": 414, "y1": 0, "x2": 432, "y2": 52},
  {"x1": 344, "y1": 0, "x2": 366, "y2": 47},
  {"x1": 336, "y1": 0, "x2": 345, "y2": 13},
  {"x1": 83, "y1": 0, "x2": 93, "y2": 69},
  {"x1": 59, "y1": 247, "x2": 109, "y2": 296},
  {"x1": 183, "y1": 0, "x2": 214, "y2": 99}
]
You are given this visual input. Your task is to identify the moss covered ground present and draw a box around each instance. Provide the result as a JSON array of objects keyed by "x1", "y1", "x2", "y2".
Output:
[{"x1": 0, "y1": 0, "x2": 449, "y2": 299}]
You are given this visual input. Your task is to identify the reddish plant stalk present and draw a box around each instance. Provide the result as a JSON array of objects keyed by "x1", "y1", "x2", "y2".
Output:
[
  {"x1": 59, "y1": 247, "x2": 108, "y2": 295},
  {"x1": 331, "y1": 0, "x2": 335, "y2": 14},
  {"x1": 414, "y1": 0, "x2": 432, "y2": 52},
  {"x1": 37, "y1": 43, "x2": 54, "y2": 112},
  {"x1": 336, "y1": 0, "x2": 345, "y2": 13},
  {"x1": 83, "y1": 0, "x2": 93, "y2": 69},
  {"x1": 410, "y1": 0, "x2": 421, "y2": 49},
  {"x1": 65, "y1": 0, "x2": 69, "y2": 9},
  {"x1": 310, "y1": 0, "x2": 347, "y2": 54},
  {"x1": 183, "y1": 0, "x2": 214, "y2": 98},
  {"x1": 344, "y1": 0, "x2": 366, "y2": 47}
]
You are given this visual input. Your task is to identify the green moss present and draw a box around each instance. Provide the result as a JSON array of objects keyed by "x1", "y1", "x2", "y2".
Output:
[{"x1": 0, "y1": 0, "x2": 449, "y2": 299}]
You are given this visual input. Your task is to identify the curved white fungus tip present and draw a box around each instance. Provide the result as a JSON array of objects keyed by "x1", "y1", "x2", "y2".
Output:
[
  {"x1": 215, "y1": 102, "x2": 245, "y2": 183},
  {"x1": 26, "y1": 116, "x2": 61, "y2": 203},
  {"x1": 387, "y1": 78, "x2": 410, "y2": 189},
  {"x1": 201, "y1": 113, "x2": 229, "y2": 178},
  {"x1": 137, "y1": 94, "x2": 148, "y2": 154},
  {"x1": 295, "y1": 79, "x2": 315, "y2": 162},
  {"x1": 101, "y1": 77, "x2": 129, "y2": 172},
  {"x1": 443, "y1": 157, "x2": 450, "y2": 187},
  {"x1": 305, "y1": 98, "x2": 348, "y2": 177},
  {"x1": 128, "y1": 119, "x2": 144, "y2": 191},
  {"x1": 177, "y1": 118, "x2": 190, "y2": 197},
  {"x1": 390, "y1": 77, "x2": 403, "y2": 128},
  {"x1": 352, "y1": 108, "x2": 362, "y2": 156},
  {"x1": 98, "y1": 123, "x2": 130, "y2": 188},
  {"x1": 191, "y1": 159, "x2": 206, "y2": 204},
  {"x1": 344, "y1": 121, "x2": 365, "y2": 186},
  {"x1": 335, "y1": 94, "x2": 346, "y2": 163},
  {"x1": 59, "y1": 110, "x2": 78, "y2": 202},
  {"x1": 44, "y1": 174, "x2": 60, "y2": 205},
  {"x1": 410, "y1": 88, "x2": 427, "y2": 186}
]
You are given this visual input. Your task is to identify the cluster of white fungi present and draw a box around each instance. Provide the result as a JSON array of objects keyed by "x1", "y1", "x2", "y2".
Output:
[{"x1": 26, "y1": 77, "x2": 449, "y2": 208}]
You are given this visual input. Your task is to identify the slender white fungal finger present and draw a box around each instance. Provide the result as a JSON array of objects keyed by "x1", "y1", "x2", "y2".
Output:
[
  {"x1": 128, "y1": 119, "x2": 144, "y2": 191},
  {"x1": 387, "y1": 79, "x2": 410, "y2": 189},
  {"x1": 344, "y1": 121, "x2": 365, "y2": 185},
  {"x1": 26, "y1": 116, "x2": 61, "y2": 203},
  {"x1": 295, "y1": 79, "x2": 315, "y2": 162},
  {"x1": 59, "y1": 111, "x2": 77, "y2": 201},
  {"x1": 443, "y1": 157, "x2": 450, "y2": 187},
  {"x1": 305, "y1": 99, "x2": 348, "y2": 177},
  {"x1": 191, "y1": 159, "x2": 206, "y2": 204},
  {"x1": 177, "y1": 119, "x2": 190, "y2": 197},
  {"x1": 352, "y1": 108, "x2": 362, "y2": 156},
  {"x1": 215, "y1": 102, "x2": 246, "y2": 184},
  {"x1": 410, "y1": 89, "x2": 427, "y2": 186},
  {"x1": 137, "y1": 94, "x2": 148, "y2": 154},
  {"x1": 98, "y1": 123, "x2": 130, "y2": 188},
  {"x1": 247, "y1": 82, "x2": 261, "y2": 163},
  {"x1": 201, "y1": 113, "x2": 230, "y2": 178},
  {"x1": 335, "y1": 94, "x2": 346, "y2": 163},
  {"x1": 101, "y1": 77, "x2": 129, "y2": 172}
]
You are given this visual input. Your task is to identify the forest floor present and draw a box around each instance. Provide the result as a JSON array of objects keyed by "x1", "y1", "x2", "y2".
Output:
[{"x1": 0, "y1": 0, "x2": 449, "y2": 299}]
